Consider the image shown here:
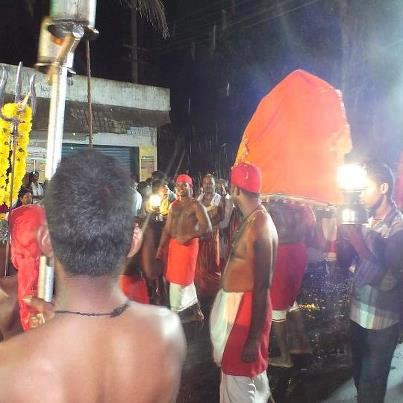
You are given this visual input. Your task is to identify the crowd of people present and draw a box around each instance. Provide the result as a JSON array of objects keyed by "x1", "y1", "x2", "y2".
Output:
[{"x1": 0, "y1": 150, "x2": 402, "y2": 403}]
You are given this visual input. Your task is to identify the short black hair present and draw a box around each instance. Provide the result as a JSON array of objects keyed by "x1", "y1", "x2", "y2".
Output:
[
  {"x1": 18, "y1": 187, "x2": 32, "y2": 198},
  {"x1": 152, "y1": 179, "x2": 165, "y2": 193},
  {"x1": 152, "y1": 170, "x2": 166, "y2": 181},
  {"x1": 44, "y1": 149, "x2": 134, "y2": 276},
  {"x1": 365, "y1": 161, "x2": 395, "y2": 197}
]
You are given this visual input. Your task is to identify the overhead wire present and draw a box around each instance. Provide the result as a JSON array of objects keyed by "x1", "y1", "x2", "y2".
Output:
[
  {"x1": 161, "y1": 0, "x2": 295, "y2": 43},
  {"x1": 153, "y1": 0, "x2": 258, "y2": 48},
  {"x1": 156, "y1": 0, "x2": 322, "y2": 54},
  {"x1": 166, "y1": 0, "x2": 259, "y2": 32},
  {"x1": 156, "y1": 0, "x2": 296, "y2": 52},
  {"x1": 162, "y1": 0, "x2": 296, "y2": 48}
]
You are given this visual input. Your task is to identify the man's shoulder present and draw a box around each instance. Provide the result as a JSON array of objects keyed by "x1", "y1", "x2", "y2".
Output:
[
  {"x1": 127, "y1": 304, "x2": 185, "y2": 347},
  {"x1": 125, "y1": 304, "x2": 186, "y2": 369},
  {"x1": 0, "y1": 330, "x2": 53, "y2": 398},
  {"x1": 251, "y1": 207, "x2": 275, "y2": 231}
]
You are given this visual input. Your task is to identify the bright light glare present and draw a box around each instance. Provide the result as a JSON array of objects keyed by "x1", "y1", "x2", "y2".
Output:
[
  {"x1": 337, "y1": 164, "x2": 368, "y2": 191},
  {"x1": 150, "y1": 194, "x2": 162, "y2": 208}
]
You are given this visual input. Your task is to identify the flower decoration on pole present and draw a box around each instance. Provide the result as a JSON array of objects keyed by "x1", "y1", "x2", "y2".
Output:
[{"x1": 0, "y1": 63, "x2": 36, "y2": 207}]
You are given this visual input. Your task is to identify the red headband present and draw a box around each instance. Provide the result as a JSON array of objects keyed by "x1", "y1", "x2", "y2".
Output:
[
  {"x1": 176, "y1": 174, "x2": 193, "y2": 186},
  {"x1": 231, "y1": 162, "x2": 262, "y2": 193}
]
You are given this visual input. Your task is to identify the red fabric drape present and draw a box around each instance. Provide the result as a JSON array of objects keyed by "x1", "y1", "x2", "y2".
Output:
[
  {"x1": 236, "y1": 70, "x2": 352, "y2": 205},
  {"x1": 9, "y1": 205, "x2": 46, "y2": 330}
]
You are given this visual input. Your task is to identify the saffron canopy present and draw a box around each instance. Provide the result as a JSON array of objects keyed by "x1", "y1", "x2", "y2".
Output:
[{"x1": 236, "y1": 70, "x2": 352, "y2": 205}]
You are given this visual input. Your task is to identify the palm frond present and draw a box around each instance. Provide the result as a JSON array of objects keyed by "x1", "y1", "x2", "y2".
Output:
[{"x1": 120, "y1": 0, "x2": 169, "y2": 39}]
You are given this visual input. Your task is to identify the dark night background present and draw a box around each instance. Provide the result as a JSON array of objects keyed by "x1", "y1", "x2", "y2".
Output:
[{"x1": 1, "y1": 0, "x2": 403, "y2": 180}]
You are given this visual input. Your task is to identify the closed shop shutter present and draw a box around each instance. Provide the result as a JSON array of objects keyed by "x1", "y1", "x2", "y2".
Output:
[{"x1": 62, "y1": 144, "x2": 139, "y2": 176}]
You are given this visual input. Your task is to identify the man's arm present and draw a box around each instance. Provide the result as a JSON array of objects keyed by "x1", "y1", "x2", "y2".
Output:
[
  {"x1": 209, "y1": 198, "x2": 225, "y2": 227},
  {"x1": 176, "y1": 202, "x2": 212, "y2": 244},
  {"x1": 242, "y1": 229, "x2": 272, "y2": 362},
  {"x1": 336, "y1": 225, "x2": 358, "y2": 270},
  {"x1": 338, "y1": 225, "x2": 391, "y2": 287},
  {"x1": 194, "y1": 201, "x2": 212, "y2": 236},
  {"x1": 341, "y1": 225, "x2": 378, "y2": 262},
  {"x1": 156, "y1": 208, "x2": 172, "y2": 259},
  {"x1": 154, "y1": 311, "x2": 186, "y2": 402},
  {"x1": 378, "y1": 230, "x2": 403, "y2": 291}
]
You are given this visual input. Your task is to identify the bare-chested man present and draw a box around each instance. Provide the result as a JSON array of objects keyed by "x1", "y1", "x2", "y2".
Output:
[
  {"x1": 210, "y1": 163, "x2": 278, "y2": 403},
  {"x1": 269, "y1": 201, "x2": 316, "y2": 368},
  {"x1": 157, "y1": 174, "x2": 211, "y2": 322},
  {"x1": 0, "y1": 149, "x2": 186, "y2": 403},
  {"x1": 195, "y1": 174, "x2": 224, "y2": 298}
]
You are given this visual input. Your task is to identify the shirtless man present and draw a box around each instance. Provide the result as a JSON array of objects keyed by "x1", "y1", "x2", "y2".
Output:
[
  {"x1": 0, "y1": 149, "x2": 186, "y2": 403},
  {"x1": 157, "y1": 174, "x2": 211, "y2": 322},
  {"x1": 195, "y1": 174, "x2": 224, "y2": 299},
  {"x1": 210, "y1": 163, "x2": 278, "y2": 403},
  {"x1": 269, "y1": 201, "x2": 316, "y2": 367}
]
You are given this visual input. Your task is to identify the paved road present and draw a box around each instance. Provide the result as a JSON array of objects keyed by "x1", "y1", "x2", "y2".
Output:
[
  {"x1": 176, "y1": 268, "x2": 403, "y2": 402},
  {"x1": 324, "y1": 343, "x2": 403, "y2": 402}
]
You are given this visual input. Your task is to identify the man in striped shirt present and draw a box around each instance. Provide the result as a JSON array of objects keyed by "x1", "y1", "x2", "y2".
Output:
[{"x1": 338, "y1": 162, "x2": 403, "y2": 402}]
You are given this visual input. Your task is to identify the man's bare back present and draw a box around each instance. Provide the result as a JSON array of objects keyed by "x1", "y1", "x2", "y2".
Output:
[
  {"x1": 223, "y1": 206, "x2": 277, "y2": 292},
  {"x1": 0, "y1": 302, "x2": 185, "y2": 403},
  {"x1": 0, "y1": 150, "x2": 187, "y2": 403}
]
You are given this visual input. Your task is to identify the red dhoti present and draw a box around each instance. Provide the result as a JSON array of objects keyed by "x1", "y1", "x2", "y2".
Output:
[
  {"x1": 166, "y1": 238, "x2": 199, "y2": 286},
  {"x1": 119, "y1": 274, "x2": 149, "y2": 304},
  {"x1": 166, "y1": 238, "x2": 199, "y2": 312},
  {"x1": 210, "y1": 290, "x2": 272, "y2": 377},
  {"x1": 270, "y1": 242, "x2": 307, "y2": 311},
  {"x1": 195, "y1": 228, "x2": 221, "y2": 296}
]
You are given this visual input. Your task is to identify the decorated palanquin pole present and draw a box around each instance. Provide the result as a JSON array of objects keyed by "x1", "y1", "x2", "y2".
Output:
[{"x1": 235, "y1": 70, "x2": 352, "y2": 266}]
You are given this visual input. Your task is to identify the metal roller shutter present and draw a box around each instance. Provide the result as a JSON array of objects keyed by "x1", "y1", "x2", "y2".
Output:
[{"x1": 62, "y1": 144, "x2": 139, "y2": 176}]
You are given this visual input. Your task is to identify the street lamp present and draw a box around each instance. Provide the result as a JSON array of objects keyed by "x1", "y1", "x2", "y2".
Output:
[{"x1": 336, "y1": 163, "x2": 368, "y2": 225}]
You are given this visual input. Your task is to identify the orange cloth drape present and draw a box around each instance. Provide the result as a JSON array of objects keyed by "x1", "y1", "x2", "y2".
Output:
[{"x1": 236, "y1": 70, "x2": 352, "y2": 205}]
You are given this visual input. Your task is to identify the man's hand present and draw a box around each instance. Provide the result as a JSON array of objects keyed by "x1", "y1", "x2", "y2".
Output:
[
  {"x1": 241, "y1": 338, "x2": 259, "y2": 363},
  {"x1": 128, "y1": 224, "x2": 143, "y2": 257},
  {"x1": 341, "y1": 224, "x2": 379, "y2": 264},
  {"x1": 23, "y1": 295, "x2": 55, "y2": 328},
  {"x1": 156, "y1": 246, "x2": 164, "y2": 260}
]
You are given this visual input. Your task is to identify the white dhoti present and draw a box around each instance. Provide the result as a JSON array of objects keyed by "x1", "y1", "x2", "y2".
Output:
[
  {"x1": 169, "y1": 283, "x2": 198, "y2": 312},
  {"x1": 210, "y1": 289, "x2": 244, "y2": 365},
  {"x1": 220, "y1": 371, "x2": 271, "y2": 403},
  {"x1": 210, "y1": 289, "x2": 272, "y2": 403}
]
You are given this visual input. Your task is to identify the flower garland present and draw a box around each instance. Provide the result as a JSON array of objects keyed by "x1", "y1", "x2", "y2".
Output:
[{"x1": 0, "y1": 103, "x2": 32, "y2": 207}]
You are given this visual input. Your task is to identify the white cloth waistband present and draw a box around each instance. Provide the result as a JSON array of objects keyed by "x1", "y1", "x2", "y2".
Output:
[{"x1": 210, "y1": 289, "x2": 244, "y2": 366}]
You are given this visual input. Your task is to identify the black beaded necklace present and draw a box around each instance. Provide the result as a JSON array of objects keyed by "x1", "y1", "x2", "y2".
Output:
[
  {"x1": 230, "y1": 205, "x2": 264, "y2": 251},
  {"x1": 54, "y1": 300, "x2": 131, "y2": 318}
]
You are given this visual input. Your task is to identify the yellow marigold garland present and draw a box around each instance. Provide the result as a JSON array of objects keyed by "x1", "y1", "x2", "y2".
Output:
[{"x1": 0, "y1": 103, "x2": 32, "y2": 207}]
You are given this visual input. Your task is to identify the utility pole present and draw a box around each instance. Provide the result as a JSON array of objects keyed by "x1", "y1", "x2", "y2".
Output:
[{"x1": 130, "y1": 5, "x2": 139, "y2": 83}]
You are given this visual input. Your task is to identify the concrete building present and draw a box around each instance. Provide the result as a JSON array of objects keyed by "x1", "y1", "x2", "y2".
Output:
[{"x1": 2, "y1": 63, "x2": 170, "y2": 181}]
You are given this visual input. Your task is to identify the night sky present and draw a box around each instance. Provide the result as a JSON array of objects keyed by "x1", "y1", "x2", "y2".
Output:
[{"x1": 1, "y1": 0, "x2": 403, "y2": 177}]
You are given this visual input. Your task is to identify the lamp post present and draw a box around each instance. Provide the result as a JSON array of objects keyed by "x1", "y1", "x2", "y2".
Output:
[
  {"x1": 36, "y1": 0, "x2": 98, "y2": 180},
  {"x1": 34, "y1": 0, "x2": 98, "y2": 303},
  {"x1": 336, "y1": 163, "x2": 368, "y2": 225}
]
